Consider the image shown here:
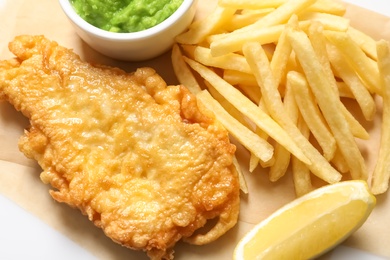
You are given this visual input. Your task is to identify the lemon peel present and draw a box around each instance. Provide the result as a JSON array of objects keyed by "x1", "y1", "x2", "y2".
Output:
[{"x1": 233, "y1": 180, "x2": 376, "y2": 260}]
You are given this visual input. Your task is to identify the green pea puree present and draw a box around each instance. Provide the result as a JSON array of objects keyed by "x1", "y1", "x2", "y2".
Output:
[{"x1": 70, "y1": 0, "x2": 184, "y2": 33}]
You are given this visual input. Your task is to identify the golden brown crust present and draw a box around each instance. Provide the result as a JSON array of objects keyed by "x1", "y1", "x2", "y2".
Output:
[{"x1": 0, "y1": 35, "x2": 239, "y2": 259}]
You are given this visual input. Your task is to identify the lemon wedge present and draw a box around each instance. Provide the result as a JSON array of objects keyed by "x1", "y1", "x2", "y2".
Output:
[{"x1": 233, "y1": 180, "x2": 376, "y2": 260}]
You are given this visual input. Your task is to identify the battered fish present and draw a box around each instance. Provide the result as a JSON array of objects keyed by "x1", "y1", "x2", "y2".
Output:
[{"x1": 0, "y1": 35, "x2": 239, "y2": 260}]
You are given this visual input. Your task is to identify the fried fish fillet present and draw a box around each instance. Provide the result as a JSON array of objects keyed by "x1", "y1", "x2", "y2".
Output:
[{"x1": 0, "y1": 35, "x2": 239, "y2": 259}]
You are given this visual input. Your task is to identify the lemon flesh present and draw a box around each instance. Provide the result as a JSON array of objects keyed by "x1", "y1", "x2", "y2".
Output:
[{"x1": 234, "y1": 180, "x2": 376, "y2": 260}]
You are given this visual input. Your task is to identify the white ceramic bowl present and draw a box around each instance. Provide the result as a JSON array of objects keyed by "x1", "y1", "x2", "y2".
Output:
[{"x1": 58, "y1": 0, "x2": 197, "y2": 61}]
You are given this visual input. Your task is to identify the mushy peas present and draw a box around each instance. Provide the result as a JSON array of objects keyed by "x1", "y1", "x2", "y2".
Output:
[{"x1": 70, "y1": 0, "x2": 184, "y2": 33}]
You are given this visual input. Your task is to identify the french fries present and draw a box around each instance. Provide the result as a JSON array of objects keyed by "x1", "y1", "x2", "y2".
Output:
[
  {"x1": 172, "y1": 0, "x2": 390, "y2": 196},
  {"x1": 288, "y1": 71, "x2": 336, "y2": 161},
  {"x1": 175, "y1": 6, "x2": 236, "y2": 45},
  {"x1": 171, "y1": 44, "x2": 202, "y2": 94},
  {"x1": 292, "y1": 116, "x2": 314, "y2": 197},
  {"x1": 184, "y1": 56, "x2": 310, "y2": 165},
  {"x1": 197, "y1": 90, "x2": 274, "y2": 163},
  {"x1": 324, "y1": 30, "x2": 383, "y2": 94},
  {"x1": 193, "y1": 46, "x2": 252, "y2": 74},
  {"x1": 243, "y1": 41, "x2": 341, "y2": 183},
  {"x1": 372, "y1": 40, "x2": 390, "y2": 195},
  {"x1": 327, "y1": 44, "x2": 376, "y2": 121},
  {"x1": 288, "y1": 26, "x2": 368, "y2": 181}
]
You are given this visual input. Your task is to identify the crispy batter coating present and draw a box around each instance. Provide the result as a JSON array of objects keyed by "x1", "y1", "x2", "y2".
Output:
[{"x1": 0, "y1": 35, "x2": 239, "y2": 259}]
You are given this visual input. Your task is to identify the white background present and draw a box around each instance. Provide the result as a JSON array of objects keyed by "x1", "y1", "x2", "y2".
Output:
[{"x1": 343, "y1": 0, "x2": 389, "y2": 17}]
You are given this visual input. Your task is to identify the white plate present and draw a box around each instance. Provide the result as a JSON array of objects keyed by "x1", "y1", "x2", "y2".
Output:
[{"x1": 0, "y1": 1, "x2": 389, "y2": 260}]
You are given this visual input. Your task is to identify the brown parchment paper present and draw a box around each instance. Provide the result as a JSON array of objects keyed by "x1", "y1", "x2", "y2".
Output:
[{"x1": 0, "y1": 0, "x2": 389, "y2": 259}]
